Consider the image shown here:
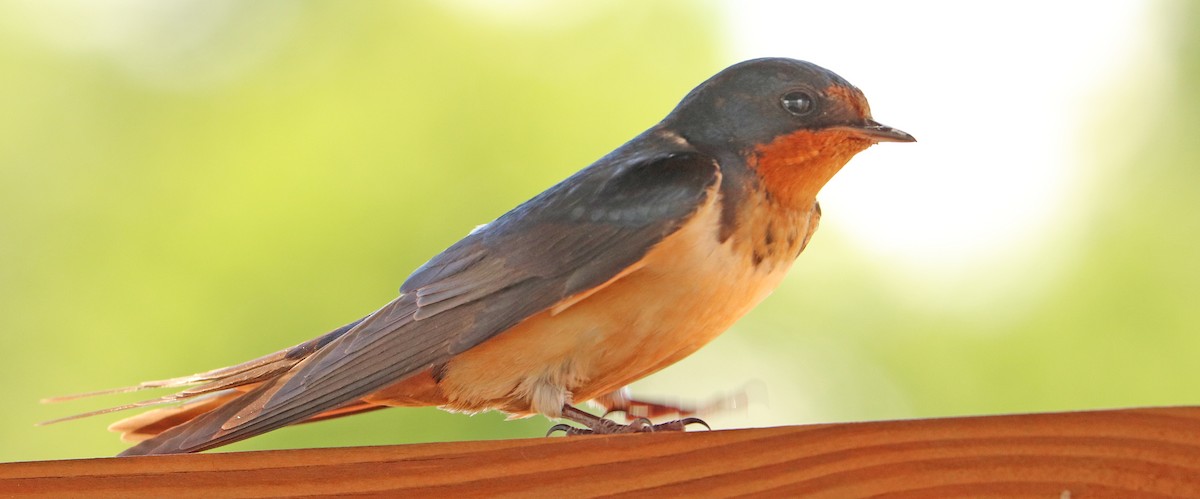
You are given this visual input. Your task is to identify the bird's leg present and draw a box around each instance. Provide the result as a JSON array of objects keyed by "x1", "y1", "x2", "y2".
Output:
[
  {"x1": 546, "y1": 404, "x2": 644, "y2": 436},
  {"x1": 546, "y1": 403, "x2": 709, "y2": 436}
]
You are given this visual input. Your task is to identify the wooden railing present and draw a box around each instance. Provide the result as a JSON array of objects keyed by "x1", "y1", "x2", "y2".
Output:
[{"x1": 3, "y1": 406, "x2": 1199, "y2": 497}]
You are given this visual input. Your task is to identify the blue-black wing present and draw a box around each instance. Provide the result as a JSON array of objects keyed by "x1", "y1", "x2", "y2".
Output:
[{"x1": 120, "y1": 131, "x2": 721, "y2": 455}]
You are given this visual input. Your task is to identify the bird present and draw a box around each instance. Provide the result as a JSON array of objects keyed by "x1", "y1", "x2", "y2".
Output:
[{"x1": 42, "y1": 57, "x2": 914, "y2": 456}]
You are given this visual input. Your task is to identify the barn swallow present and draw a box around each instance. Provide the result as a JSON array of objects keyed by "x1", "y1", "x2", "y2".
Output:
[{"x1": 42, "y1": 57, "x2": 914, "y2": 455}]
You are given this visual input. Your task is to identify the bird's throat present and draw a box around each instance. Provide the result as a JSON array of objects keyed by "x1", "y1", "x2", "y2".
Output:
[{"x1": 749, "y1": 129, "x2": 874, "y2": 209}]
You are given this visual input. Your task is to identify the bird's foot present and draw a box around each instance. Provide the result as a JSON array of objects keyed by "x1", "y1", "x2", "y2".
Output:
[{"x1": 547, "y1": 404, "x2": 710, "y2": 436}]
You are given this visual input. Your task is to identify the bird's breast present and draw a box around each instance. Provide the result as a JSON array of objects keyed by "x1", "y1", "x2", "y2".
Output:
[{"x1": 422, "y1": 188, "x2": 818, "y2": 417}]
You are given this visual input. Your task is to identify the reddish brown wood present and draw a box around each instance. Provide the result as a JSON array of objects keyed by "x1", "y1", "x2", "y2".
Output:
[{"x1": 3, "y1": 407, "x2": 1199, "y2": 498}]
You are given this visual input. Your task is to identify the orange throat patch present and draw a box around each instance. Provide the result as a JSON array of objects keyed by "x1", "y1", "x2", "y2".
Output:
[{"x1": 749, "y1": 128, "x2": 874, "y2": 209}]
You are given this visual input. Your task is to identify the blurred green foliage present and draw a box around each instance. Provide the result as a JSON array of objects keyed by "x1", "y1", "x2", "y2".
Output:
[
  {"x1": 0, "y1": 1, "x2": 719, "y2": 460},
  {"x1": 2, "y1": 0, "x2": 1198, "y2": 463}
]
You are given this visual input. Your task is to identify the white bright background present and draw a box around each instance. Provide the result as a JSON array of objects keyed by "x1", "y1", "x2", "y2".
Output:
[
  {"x1": 730, "y1": 1, "x2": 1162, "y2": 293},
  {"x1": 635, "y1": 0, "x2": 1173, "y2": 428}
]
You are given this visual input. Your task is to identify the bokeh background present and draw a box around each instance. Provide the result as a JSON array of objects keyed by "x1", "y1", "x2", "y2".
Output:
[{"x1": 2, "y1": 0, "x2": 1197, "y2": 461}]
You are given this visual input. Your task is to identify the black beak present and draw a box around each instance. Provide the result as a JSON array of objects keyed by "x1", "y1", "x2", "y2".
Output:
[{"x1": 841, "y1": 120, "x2": 916, "y2": 143}]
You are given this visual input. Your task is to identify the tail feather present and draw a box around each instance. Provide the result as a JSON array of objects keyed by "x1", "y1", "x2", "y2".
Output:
[
  {"x1": 39, "y1": 373, "x2": 219, "y2": 404},
  {"x1": 107, "y1": 390, "x2": 243, "y2": 443},
  {"x1": 70, "y1": 390, "x2": 388, "y2": 443},
  {"x1": 39, "y1": 318, "x2": 367, "y2": 435},
  {"x1": 39, "y1": 394, "x2": 207, "y2": 426},
  {"x1": 37, "y1": 354, "x2": 303, "y2": 426},
  {"x1": 299, "y1": 400, "x2": 389, "y2": 424}
]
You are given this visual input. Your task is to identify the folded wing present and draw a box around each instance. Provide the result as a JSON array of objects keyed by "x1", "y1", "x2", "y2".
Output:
[{"x1": 119, "y1": 134, "x2": 721, "y2": 455}]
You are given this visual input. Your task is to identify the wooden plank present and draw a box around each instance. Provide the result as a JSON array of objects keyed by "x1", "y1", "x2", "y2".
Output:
[{"x1": 3, "y1": 407, "x2": 1199, "y2": 498}]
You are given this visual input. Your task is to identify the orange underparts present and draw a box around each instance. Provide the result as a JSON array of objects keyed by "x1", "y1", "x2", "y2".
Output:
[{"x1": 750, "y1": 128, "x2": 873, "y2": 208}]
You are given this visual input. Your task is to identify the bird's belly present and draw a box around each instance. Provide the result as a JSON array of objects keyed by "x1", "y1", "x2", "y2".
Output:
[{"x1": 429, "y1": 200, "x2": 806, "y2": 417}]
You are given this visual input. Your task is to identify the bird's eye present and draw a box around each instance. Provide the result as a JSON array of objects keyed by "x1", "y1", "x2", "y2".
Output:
[{"x1": 781, "y1": 91, "x2": 814, "y2": 116}]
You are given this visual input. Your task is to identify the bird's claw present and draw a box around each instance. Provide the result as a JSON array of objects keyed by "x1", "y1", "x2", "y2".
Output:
[
  {"x1": 652, "y1": 417, "x2": 711, "y2": 432},
  {"x1": 546, "y1": 423, "x2": 586, "y2": 436}
]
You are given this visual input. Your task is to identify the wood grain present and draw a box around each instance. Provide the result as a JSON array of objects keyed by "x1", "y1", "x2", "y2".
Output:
[{"x1": 3, "y1": 406, "x2": 1200, "y2": 498}]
